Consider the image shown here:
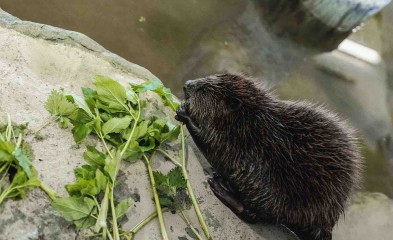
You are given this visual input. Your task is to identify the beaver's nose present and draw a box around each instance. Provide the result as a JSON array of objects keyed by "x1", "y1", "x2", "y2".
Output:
[{"x1": 185, "y1": 80, "x2": 196, "y2": 89}]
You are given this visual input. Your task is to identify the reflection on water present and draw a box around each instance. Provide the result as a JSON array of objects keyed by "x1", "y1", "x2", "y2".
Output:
[{"x1": 1, "y1": 0, "x2": 392, "y2": 197}]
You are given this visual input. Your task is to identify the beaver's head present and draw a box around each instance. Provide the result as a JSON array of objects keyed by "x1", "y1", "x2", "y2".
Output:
[
  {"x1": 175, "y1": 73, "x2": 274, "y2": 164},
  {"x1": 176, "y1": 74, "x2": 273, "y2": 134}
]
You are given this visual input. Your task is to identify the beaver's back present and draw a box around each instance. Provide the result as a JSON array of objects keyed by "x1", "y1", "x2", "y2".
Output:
[{"x1": 235, "y1": 100, "x2": 362, "y2": 228}]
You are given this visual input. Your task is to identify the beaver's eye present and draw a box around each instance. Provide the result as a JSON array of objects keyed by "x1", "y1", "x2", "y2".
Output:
[
  {"x1": 225, "y1": 97, "x2": 242, "y2": 111},
  {"x1": 196, "y1": 87, "x2": 206, "y2": 94}
]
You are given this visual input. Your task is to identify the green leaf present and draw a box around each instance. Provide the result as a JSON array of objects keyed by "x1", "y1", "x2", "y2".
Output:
[
  {"x1": 152, "y1": 118, "x2": 168, "y2": 130},
  {"x1": 0, "y1": 140, "x2": 15, "y2": 162},
  {"x1": 102, "y1": 116, "x2": 132, "y2": 136},
  {"x1": 126, "y1": 86, "x2": 138, "y2": 105},
  {"x1": 72, "y1": 122, "x2": 93, "y2": 143},
  {"x1": 115, "y1": 198, "x2": 133, "y2": 220},
  {"x1": 96, "y1": 101, "x2": 124, "y2": 114},
  {"x1": 147, "y1": 118, "x2": 172, "y2": 142},
  {"x1": 59, "y1": 117, "x2": 71, "y2": 129},
  {"x1": 160, "y1": 86, "x2": 179, "y2": 110},
  {"x1": 68, "y1": 109, "x2": 93, "y2": 124},
  {"x1": 153, "y1": 171, "x2": 172, "y2": 196},
  {"x1": 93, "y1": 75, "x2": 127, "y2": 111},
  {"x1": 153, "y1": 171, "x2": 167, "y2": 187},
  {"x1": 67, "y1": 94, "x2": 94, "y2": 118},
  {"x1": 74, "y1": 165, "x2": 96, "y2": 180},
  {"x1": 13, "y1": 148, "x2": 32, "y2": 178},
  {"x1": 10, "y1": 170, "x2": 28, "y2": 186},
  {"x1": 168, "y1": 167, "x2": 187, "y2": 189},
  {"x1": 104, "y1": 151, "x2": 120, "y2": 182},
  {"x1": 162, "y1": 125, "x2": 180, "y2": 142},
  {"x1": 73, "y1": 215, "x2": 96, "y2": 230},
  {"x1": 45, "y1": 90, "x2": 77, "y2": 117},
  {"x1": 131, "y1": 80, "x2": 162, "y2": 93},
  {"x1": 66, "y1": 178, "x2": 99, "y2": 197},
  {"x1": 99, "y1": 112, "x2": 112, "y2": 122},
  {"x1": 121, "y1": 141, "x2": 143, "y2": 163},
  {"x1": 0, "y1": 140, "x2": 15, "y2": 154},
  {"x1": 146, "y1": 118, "x2": 180, "y2": 143},
  {"x1": 20, "y1": 177, "x2": 42, "y2": 188},
  {"x1": 139, "y1": 137, "x2": 156, "y2": 153},
  {"x1": 95, "y1": 169, "x2": 107, "y2": 191},
  {"x1": 121, "y1": 120, "x2": 149, "y2": 141},
  {"x1": 158, "y1": 197, "x2": 172, "y2": 207},
  {"x1": 153, "y1": 167, "x2": 190, "y2": 212},
  {"x1": 52, "y1": 196, "x2": 96, "y2": 221},
  {"x1": 0, "y1": 150, "x2": 12, "y2": 162},
  {"x1": 93, "y1": 116, "x2": 102, "y2": 133},
  {"x1": 153, "y1": 167, "x2": 187, "y2": 198},
  {"x1": 131, "y1": 80, "x2": 179, "y2": 110},
  {"x1": 82, "y1": 87, "x2": 97, "y2": 99},
  {"x1": 7, "y1": 174, "x2": 40, "y2": 200},
  {"x1": 83, "y1": 146, "x2": 106, "y2": 168}
]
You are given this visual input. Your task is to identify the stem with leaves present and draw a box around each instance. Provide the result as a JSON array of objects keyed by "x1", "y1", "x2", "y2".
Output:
[
  {"x1": 143, "y1": 153, "x2": 169, "y2": 240},
  {"x1": 156, "y1": 88, "x2": 212, "y2": 240},
  {"x1": 0, "y1": 115, "x2": 58, "y2": 206},
  {"x1": 180, "y1": 126, "x2": 212, "y2": 240}
]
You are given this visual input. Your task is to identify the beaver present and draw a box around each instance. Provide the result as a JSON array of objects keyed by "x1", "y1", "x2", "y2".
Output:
[{"x1": 175, "y1": 74, "x2": 362, "y2": 240}]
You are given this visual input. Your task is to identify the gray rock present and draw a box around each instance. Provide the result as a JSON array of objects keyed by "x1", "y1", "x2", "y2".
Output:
[
  {"x1": 334, "y1": 192, "x2": 393, "y2": 240},
  {"x1": 0, "y1": 7, "x2": 293, "y2": 240}
]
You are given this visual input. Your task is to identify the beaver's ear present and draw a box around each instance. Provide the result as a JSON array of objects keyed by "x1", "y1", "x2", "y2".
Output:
[{"x1": 225, "y1": 97, "x2": 242, "y2": 111}]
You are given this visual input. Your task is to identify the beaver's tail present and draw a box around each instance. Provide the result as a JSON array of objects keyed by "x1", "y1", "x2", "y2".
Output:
[{"x1": 285, "y1": 224, "x2": 332, "y2": 240}]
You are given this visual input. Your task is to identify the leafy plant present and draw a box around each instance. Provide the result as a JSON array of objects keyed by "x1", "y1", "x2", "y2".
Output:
[
  {"x1": 0, "y1": 115, "x2": 57, "y2": 206},
  {"x1": 153, "y1": 167, "x2": 188, "y2": 211},
  {"x1": 46, "y1": 76, "x2": 212, "y2": 240},
  {"x1": 134, "y1": 80, "x2": 212, "y2": 239}
]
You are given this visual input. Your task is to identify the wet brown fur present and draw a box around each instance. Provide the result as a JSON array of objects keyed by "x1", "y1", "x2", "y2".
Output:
[{"x1": 177, "y1": 74, "x2": 362, "y2": 240}]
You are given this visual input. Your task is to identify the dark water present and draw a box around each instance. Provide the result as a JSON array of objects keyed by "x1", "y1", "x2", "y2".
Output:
[{"x1": 1, "y1": 1, "x2": 392, "y2": 197}]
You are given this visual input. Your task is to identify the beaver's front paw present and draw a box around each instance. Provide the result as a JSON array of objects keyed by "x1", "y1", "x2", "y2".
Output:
[{"x1": 175, "y1": 103, "x2": 188, "y2": 123}]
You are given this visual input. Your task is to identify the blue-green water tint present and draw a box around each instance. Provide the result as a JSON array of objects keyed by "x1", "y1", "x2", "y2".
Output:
[{"x1": 0, "y1": 0, "x2": 392, "y2": 197}]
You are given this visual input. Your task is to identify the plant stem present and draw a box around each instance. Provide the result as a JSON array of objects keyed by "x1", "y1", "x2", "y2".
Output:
[
  {"x1": 107, "y1": 229, "x2": 114, "y2": 240},
  {"x1": 0, "y1": 188, "x2": 10, "y2": 205},
  {"x1": 84, "y1": 230, "x2": 114, "y2": 239},
  {"x1": 39, "y1": 182, "x2": 58, "y2": 201},
  {"x1": 33, "y1": 115, "x2": 59, "y2": 135},
  {"x1": 156, "y1": 149, "x2": 181, "y2": 167},
  {"x1": 143, "y1": 153, "x2": 169, "y2": 240},
  {"x1": 127, "y1": 210, "x2": 159, "y2": 238},
  {"x1": 179, "y1": 210, "x2": 204, "y2": 240},
  {"x1": 167, "y1": 98, "x2": 212, "y2": 239},
  {"x1": 15, "y1": 134, "x2": 22, "y2": 149},
  {"x1": 98, "y1": 132, "x2": 113, "y2": 159},
  {"x1": 0, "y1": 162, "x2": 10, "y2": 174},
  {"x1": 120, "y1": 95, "x2": 141, "y2": 158},
  {"x1": 180, "y1": 125, "x2": 212, "y2": 240},
  {"x1": 110, "y1": 186, "x2": 120, "y2": 240},
  {"x1": 91, "y1": 195, "x2": 101, "y2": 211},
  {"x1": 127, "y1": 103, "x2": 136, "y2": 120},
  {"x1": 84, "y1": 232, "x2": 102, "y2": 238},
  {"x1": 95, "y1": 184, "x2": 110, "y2": 236},
  {"x1": 0, "y1": 163, "x2": 11, "y2": 187},
  {"x1": 6, "y1": 114, "x2": 12, "y2": 142}
]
